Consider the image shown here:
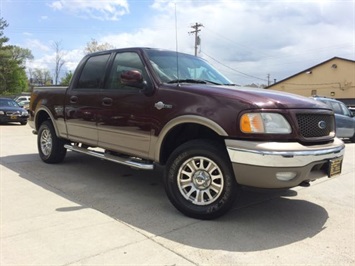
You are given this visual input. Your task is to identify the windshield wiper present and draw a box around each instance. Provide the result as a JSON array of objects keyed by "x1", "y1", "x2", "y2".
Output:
[
  {"x1": 167, "y1": 79, "x2": 207, "y2": 84},
  {"x1": 167, "y1": 79, "x2": 222, "y2": 85}
]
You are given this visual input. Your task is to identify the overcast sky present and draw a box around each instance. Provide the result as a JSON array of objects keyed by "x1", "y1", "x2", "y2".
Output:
[{"x1": 2, "y1": 0, "x2": 354, "y2": 85}]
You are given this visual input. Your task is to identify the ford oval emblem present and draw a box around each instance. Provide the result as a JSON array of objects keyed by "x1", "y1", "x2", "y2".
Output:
[{"x1": 318, "y1": 121, "x2": 326, "y2": 129}]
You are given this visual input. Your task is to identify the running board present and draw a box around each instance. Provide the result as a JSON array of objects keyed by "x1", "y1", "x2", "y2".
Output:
[{"x1": 64, "y1": 144, "x2": 154, "y2": 170}]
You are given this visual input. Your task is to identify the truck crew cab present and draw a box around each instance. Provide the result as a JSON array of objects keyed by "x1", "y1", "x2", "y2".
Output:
[{"x1": 29, "y1": 48, "x2": 345, "y2": 219}]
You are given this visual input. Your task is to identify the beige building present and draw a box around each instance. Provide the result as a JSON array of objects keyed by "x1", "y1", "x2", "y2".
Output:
[{"x1": 267, "y1": 57, "x2": 355, "y2": 106}]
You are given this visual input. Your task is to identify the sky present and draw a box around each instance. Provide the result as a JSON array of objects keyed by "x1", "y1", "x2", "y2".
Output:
[{"x1": 1, "y1": 0, "x2": 354, "y2": 85}]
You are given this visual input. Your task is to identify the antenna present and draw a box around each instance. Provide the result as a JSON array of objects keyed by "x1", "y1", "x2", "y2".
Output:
[
  {"x1": 175, "y1": 4, "x2": 178, "y2": 54},
  {"x1": 174, "y1": 4, "x2": 180, "y2": 86}
]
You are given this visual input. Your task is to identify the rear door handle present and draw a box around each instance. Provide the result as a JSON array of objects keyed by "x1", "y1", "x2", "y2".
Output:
[
  {"x1": 102, "y1": 97, "x2": 113, "y2": 106},
  {"x1": 70, "y1": 96, "x2": 78, "y2": 104}
]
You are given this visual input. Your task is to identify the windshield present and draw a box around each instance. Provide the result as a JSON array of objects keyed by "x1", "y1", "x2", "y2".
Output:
[
  {"x1": 145, "y1": 50, "x2": 234, "y2": 85},
  {"x1": 0, "y1": 99, "x2": 20, "y2": 107}
]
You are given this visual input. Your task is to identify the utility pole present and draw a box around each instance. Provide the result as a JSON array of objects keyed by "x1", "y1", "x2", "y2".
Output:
[
  {"x1": 189, "y1": 22, "x2": 203, "y2": 56},
  {"x1": 267, "y1": 74, "x2": 270, "y2": 86}
]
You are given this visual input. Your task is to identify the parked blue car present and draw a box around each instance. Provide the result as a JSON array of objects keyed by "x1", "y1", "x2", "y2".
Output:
[
  {"x1": 311, "y1": 96, "x2": 355, "y2": 142},
  {"x1": 0, "y1": 98, "x2": 29, "y2": 125}
]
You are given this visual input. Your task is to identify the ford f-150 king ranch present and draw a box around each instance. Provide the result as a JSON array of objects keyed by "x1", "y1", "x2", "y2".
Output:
[{"x1": 29, "y1": 47, "x2": 345, "y2": 219}]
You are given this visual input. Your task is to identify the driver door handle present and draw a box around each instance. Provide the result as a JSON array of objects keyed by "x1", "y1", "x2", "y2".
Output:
[{"x1": 154, "y1": 101, "x2": 172, "y2": 110}]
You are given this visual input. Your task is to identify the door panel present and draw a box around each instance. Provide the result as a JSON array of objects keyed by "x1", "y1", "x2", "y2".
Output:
[
  {"x1": 335, "y1": 114, "x2": 355, "y2": 138},
  {"x1": 98, "y1": 92, "x2": 154, "y2": 158},
  {"x1": 65, "y1": 90, "x2": 102, "y2": 145},
  {"x1": 97, "y1": 52, "x2": 154, "y2": 158},
  {"x1": 65, "y1": 53, "x2": 111, "y2": 146}
]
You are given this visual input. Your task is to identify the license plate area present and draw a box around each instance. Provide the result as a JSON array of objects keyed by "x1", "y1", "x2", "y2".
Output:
[
  {"x1": 328, "y1": 157, "x2": 343, "y2": 177},
  {"x1": 10, "y1": 115, "x2": 17, "y2": 119}
]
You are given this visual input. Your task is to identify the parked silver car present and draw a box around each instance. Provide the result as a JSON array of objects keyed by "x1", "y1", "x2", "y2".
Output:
[
  {"x1": 311, "y1": 96, "x2": 355, "y2": 142},
  {"x1": 14, "y1": 95, "x2": 31, "y2": 103}
]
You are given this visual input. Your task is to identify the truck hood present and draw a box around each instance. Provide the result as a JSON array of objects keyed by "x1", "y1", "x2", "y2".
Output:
[{"x1": 177, "y1": 84, "x2": 329, "y2": 110}]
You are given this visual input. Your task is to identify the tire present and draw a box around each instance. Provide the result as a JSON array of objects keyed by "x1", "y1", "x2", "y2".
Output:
[
  {"x1": 20, "y1": 121, "x2": 27, "y2": 125},
  {"x1": 349, "y1": 133, "x2": 355, "y2": 143},
  {"x1": 37, "y1": 120, "x2": 67, "y2": 163},
  {"x1": 164, "y1": 140, "x2": 238, "y2": 220}
]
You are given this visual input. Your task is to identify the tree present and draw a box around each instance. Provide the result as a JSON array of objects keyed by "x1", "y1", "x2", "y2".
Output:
[
  {"x1": 0, "y1": 18, "x2": 9, "y2": 48},
  {"x1": 0, "y1": 17, "x2": 33, "y2": 94},
  {"x1": 32, "y1": 68, "x2": 52, "y2": 85},
  {"x1": 60, "y1": 71, "x2": 73, "y2": 86},
  {"x1": 84, "y1": 38, "x2": 114, "y2": 54},
  {"x1": 0, "y1": 18, "x2": 11, "y2": 92},
  {"x1": 10, "y1": 46, "x2": 33, "y2": 65},
  {"x1": 52, "y1": 41, "x2": 65, "y2": 85}
]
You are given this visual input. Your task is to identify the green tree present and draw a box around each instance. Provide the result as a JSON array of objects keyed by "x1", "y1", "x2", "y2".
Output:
[
  {"x1": 0, "y1": 18, "x2": 11, "y2": 92},
  {"x1": 9, "y1": 45, "x2": 33, "y2": 65},
  {"x1": 0, "y1": 17, "x2": 33, "y2": 94},
  {"x1": 60, "y1": 71, "x2": 73, "y2": 86}
]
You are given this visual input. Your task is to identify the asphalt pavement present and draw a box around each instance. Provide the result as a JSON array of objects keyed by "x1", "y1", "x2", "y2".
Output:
[{"x1": 1, "y1": 124, "x2": 354, "y2": 265}]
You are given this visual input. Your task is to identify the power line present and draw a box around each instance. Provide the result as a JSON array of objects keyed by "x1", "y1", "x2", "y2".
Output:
[{"x1": 200, "y1": 51, "x2": 268, "y2": 82}]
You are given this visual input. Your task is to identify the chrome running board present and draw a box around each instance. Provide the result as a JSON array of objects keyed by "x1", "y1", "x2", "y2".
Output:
[{"x1": 64, "y1": 144, "x2": 154, "y2": 170}]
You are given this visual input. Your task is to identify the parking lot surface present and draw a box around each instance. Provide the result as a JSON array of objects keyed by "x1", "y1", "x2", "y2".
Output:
[{"x1": 1, "y1": 124, "x2": 354, "y2": 265}]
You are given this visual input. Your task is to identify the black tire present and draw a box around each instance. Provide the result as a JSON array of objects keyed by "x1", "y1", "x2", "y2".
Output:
[
  {"x1": 164, "y1": 140, "x2": 238, "y2": 220},
  {"x1": 20, "y1": 121, "x2": 27, "y2": 125},
  {"x1": 349, "y1": 133, "x2": 355, "y2": 143},
  {"x1": 37, "y1": 120, "x2": 67, "y2": 163}
]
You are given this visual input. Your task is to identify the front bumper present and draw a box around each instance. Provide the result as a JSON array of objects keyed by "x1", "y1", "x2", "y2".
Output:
[
  {"x1": 0, "y1": 115, "x2": 28, "y2": 123},
  {"x1": 225, "y1": 138, "x2": 345, "y2": 189}
]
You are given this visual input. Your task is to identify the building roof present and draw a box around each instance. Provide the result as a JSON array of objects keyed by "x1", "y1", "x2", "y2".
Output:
[{"x1": 266, "y1": 57, "x2": 355, "y2": 89}]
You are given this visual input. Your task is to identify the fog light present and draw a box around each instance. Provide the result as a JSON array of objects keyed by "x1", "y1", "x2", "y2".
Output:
[{"x1": 276, "y1": 172, "x2": 297, "y2": 181}]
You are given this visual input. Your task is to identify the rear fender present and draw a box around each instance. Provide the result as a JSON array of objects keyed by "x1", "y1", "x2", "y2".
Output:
[{"x1": 35, "y1": 106, "x2": 60, "y2": 137}]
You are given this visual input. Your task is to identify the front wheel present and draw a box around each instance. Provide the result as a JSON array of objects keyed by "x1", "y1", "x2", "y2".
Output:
[
  {"x1": 38, "y1": 120, "x2": 67, "y2": 163},
  {"x1": 164, "y1": 140, "x2": 239, "y2": 220}
]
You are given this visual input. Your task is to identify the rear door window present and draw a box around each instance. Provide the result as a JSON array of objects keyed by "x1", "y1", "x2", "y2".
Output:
[{"x1": 76, "y1": 54, "x2": 110, "y2": 89}]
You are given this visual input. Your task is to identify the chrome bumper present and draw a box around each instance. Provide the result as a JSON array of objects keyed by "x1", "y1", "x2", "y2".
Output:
[{"x1": 225, "y1": 138, "x2": 345, "y2": 168}]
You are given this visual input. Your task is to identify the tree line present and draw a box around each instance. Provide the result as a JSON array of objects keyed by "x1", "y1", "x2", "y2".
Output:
[
  {"x1": 0, "y1": 18, "x2": 33, "y2": 94},
  {"x1": 0, "y1": 17, "x2": 114, "y2": 95}
]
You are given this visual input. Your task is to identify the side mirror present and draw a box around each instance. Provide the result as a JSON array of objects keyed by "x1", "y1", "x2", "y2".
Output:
[
  {"x1": 120, "y1": 69, "x2": 153, "y2": 95},
  {"x1": 120, "y1": 70, "x2": 144, "y2": 88}
]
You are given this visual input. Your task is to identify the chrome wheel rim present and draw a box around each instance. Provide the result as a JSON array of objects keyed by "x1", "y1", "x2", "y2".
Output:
[
  {"x1": 177, "y1": 156, "x2": 224, "y2": 205},
  {"x1": 40, "y1": 128, "x2": 52, "y2": 156}
]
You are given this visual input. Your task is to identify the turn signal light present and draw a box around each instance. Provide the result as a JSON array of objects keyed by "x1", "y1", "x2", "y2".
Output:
[{"x1": 240, "y1": 113, "x2": 264, "y2": 133}]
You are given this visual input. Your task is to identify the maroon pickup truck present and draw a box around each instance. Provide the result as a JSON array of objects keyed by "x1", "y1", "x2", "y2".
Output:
[{"x1": 29, "y1": 47, "x2": 345, "y2": 219}]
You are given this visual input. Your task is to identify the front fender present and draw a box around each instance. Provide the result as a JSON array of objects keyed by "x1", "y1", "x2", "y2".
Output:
[{"x1": 152, "y1": 115, "x2": 228, "y2": 162}]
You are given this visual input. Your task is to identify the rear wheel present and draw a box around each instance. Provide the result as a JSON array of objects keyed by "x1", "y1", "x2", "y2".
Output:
[
  {"x1": 164, "y1": 140, "x2": 238, "y2": 220},
  {"x1": 38, "y1": 120, "x2": 67, "y2": 163}
]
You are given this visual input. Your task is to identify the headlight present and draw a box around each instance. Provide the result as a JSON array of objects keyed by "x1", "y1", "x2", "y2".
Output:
[
  {"x1": 240, "y1": 113, "x2": 291, "y2": 134},
  {"x1": 21, "y1": 110, "x2": 28, "y2": 116},
  {"x1": 0, "y1": 111, "x2": 4, "y2": 115}
]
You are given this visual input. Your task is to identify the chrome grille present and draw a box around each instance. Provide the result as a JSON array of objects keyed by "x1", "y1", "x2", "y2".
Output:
[
  {"x1": 296, "y1": 114, "x2": 334, "y2": 138},
  {"x1": 6, "y1": 111, "x2": 21, "y2": 116}
]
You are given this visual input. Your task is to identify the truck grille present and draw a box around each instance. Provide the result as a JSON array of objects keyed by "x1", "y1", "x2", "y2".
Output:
[{"x1": 296, "y1": 114, "x2": 334, "y2": 138}]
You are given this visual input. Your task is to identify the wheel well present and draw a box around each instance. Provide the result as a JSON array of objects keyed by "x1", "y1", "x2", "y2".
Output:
[
  {"x1": 35, "y1": 110, "x2": 51, "y2": 130},
  {"x1": 159, "y1": 123, "x2": 224, "y2": 165}
]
